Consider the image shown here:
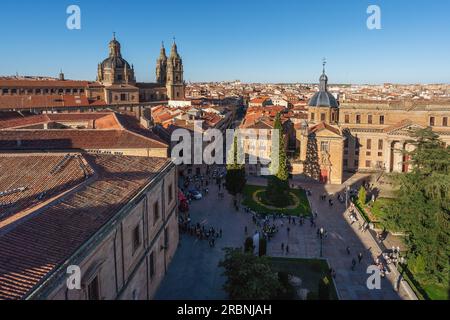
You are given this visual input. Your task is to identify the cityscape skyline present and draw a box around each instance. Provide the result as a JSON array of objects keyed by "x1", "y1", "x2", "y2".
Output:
[{"x1": 1, "y1": 0, "x2": 450, "y2": 84}]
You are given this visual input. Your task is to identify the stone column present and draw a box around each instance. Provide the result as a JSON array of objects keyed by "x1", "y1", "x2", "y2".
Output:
[{"x1": 392, "y1": 141, "x2": 403, "y2": 173}]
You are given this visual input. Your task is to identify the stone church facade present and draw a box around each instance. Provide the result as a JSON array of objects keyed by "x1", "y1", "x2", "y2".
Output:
[
  {"x1": 295, "y1": 67, "x2": 450, "y2": 185},
  {"x1": 95, "y1": 34, "x2": 186, "y2": 105}
]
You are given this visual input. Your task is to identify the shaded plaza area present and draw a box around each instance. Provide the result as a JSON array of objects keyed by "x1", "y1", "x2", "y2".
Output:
[{"x1": 156, "y1": 174, "x2": 409, "y2": 300}]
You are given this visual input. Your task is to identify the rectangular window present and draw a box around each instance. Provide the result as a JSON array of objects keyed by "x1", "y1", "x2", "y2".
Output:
[
  {"x1": 443, "y1": 117, "x2": 448, "y2": 127},
  {"x1": 365, "y1": 160, "x2": 371, "y2": 168},
  {"x1": 379, "y1": 115, "x2": 385, "y2": 125},
  {"x1": 378, "y1": 152, "x2": 383, "y2": 157},
  {"x1": 320, "y1": 141, "x2": 329, "y2": 152},
  {"x1": 150, "y1": 252, "x2": 155, "y2": 279},
  {"x1": 320, "y1": 113, "x2": 326, "y2": 122},
  {"x1": 132, "y1": 224, "x2": 141, "y2": 254},
  {"x1": 165, "y1": 228, "x2": 169, "y2": 250},
  {"x1": 310, "y1": 113, "x2": 315, "y2": 121},
  {"x1": 153, "y1": 202, "x2": 159, "y2": 225},
  {"x1": 378, "y1": 139, "x2": 383, "y2": 150},
  {"x1": 121, "y1": 93, "x2": 127, "y2": 101},
  {"x1": 367, "y1": 139, "x2": 372, "y2": 150},
  {"x1": 356, "y1": 115, "x2": 361, "y2": 124},
  {"x1": 344, "y1": 114, "x2": 350, "y2": 124},
  {"x1": 430, "y1": 117, "x2": 435, "y2": 126},
  {"x1": 168, "y1": 183, "x2": 173, "y2": 203},
  {"x1": 87, "y1": 276, "x2": 100, "y2": 300},
  {"x1": 368, "y1": 114, "x2": 373, "y2": 124},
  {"x1": 366, "y1": 151, "x2": 371, "y2": 156},
  {"x1": 1, "y1": 89, "x2": 8, "y2": 94}
]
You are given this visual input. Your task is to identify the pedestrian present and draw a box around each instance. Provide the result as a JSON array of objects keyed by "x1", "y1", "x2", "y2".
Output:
[
  {"x1": 358, "y1": 252, "x2": 363, "y2": 263},
  {"x1": 287, "y1": 227, "x2": 290, "y2": 235},
  {"x1": 219, "y1": 229, "x2": 223, "y2": 238},
  {"x1": 351, "y1": 259, "x2": 356, "y2": 271},
  {"x1": 281, "y1": 242, "x2": 285, "y2": 252},
  {"x1": 286, "y1": 245, "x2": 290, "y2": 254},
  {"x1": 245, "y1": 226, "x2": 248, "y2": 235},
  {"x1": 346, "y1": 246, "x2": 351, "y2": 255}
]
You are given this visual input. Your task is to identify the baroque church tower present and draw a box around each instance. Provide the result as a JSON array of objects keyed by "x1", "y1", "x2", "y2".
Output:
[
  {"x1": 156, "y1": 42, "x2": 167, "y2": 85},
  {"x1": 166, "y1": 40, "x2": 185, "y2": 100},
  {"x1": 97, "y1": 33, "x2": 136, "y2": 86}
]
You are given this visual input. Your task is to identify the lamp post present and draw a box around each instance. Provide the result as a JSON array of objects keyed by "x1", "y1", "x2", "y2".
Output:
[
  {"x1": 345, "y1": 184, "x2": 350, "y2": 209},
  {"x1": 319, "y1": 227, "x2": 325, "y2": 257}
]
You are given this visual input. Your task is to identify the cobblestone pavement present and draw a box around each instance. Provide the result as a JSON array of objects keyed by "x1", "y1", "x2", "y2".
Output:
[{"x1": 156, "y1": 175, "x2": 409, "y2": 300}]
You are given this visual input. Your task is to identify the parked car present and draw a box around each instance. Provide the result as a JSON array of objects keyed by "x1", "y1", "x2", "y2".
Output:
[{"x1": 189, "y1": 190, "x2": 203, "y2": 200}]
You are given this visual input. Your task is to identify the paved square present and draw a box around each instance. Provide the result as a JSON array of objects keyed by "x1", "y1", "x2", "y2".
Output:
[{"x1": 156, "y1": 176, "x2": 409, "y2": 300}]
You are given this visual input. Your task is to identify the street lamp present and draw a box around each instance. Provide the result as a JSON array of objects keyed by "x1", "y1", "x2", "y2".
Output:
[
  {"x1": 345, "y1": 184, "x2": 350, "y2": 208},
  {"x1": 319, "y1": 227, "x2": 325, "y2": 257}
]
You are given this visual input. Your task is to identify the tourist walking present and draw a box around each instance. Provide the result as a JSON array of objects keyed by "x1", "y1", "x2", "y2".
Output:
[
  {"x1": 351, "y1": 259, "x2": 356, "y2": 271},
  {"x1": 358, "y1": 252, "x2": 363, "y2": 263}
]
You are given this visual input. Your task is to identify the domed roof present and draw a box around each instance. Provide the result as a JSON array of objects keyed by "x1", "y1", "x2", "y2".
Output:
[
  {"x1": 101, "y1": 56, "x2": 131, "y2": 69},
  {"x1": 309, "y1": 91, "x2": 339, "y2": 108},
  {"x1": 308, "y1": 61, "x2": 339, "y2": 108},
  {"x1": 100, "y1": 33, "x2": 133, "y2": 70}
]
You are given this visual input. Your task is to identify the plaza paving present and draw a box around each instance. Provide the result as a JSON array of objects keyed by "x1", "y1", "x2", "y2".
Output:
[{"x1": 156, "y1": 175, "x2": 410, "y2": 300}]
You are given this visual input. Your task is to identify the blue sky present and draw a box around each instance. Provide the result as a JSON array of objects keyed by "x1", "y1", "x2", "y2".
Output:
[{"x1": 1, "y1": 0, "x2": 449, "y2": 84}]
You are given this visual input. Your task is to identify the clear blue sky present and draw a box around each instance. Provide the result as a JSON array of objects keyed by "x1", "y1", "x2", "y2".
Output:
[{"x1": 1, "y1": 0, "x2": 449, "y2": 84}]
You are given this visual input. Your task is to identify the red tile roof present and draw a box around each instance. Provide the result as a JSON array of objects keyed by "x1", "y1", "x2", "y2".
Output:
[
  {"x1": 0, "y1": 154, "x2": 171, "y2": 300},
  {"x1": 0, "y1": 112, "x2": 168, "y2": 150},
  {"x1": 0, "y1": 129, "x2": 167, "y2": 150},
  {"x1": 309, "y1": 122, "x2": 341, "y2": 136},
  {"x1": 0, "y1": 80, "x2": 92, "y2": 88},
  {"x1": 0, "y1": 95, "x2": 106, "y2": 110}
]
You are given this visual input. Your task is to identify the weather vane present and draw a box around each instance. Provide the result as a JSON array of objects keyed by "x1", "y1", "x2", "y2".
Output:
[{"x1": 322, "y1": 57, "x2": 327, "y2": 73}]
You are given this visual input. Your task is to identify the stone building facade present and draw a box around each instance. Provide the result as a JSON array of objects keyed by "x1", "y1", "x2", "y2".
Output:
[
  {"x1": 0, "y1": 154, "x2": 179, "y2": 300},
  {"x1": 294, "y1": 67, "x2": 450, "y2": 184},
  {"x1": 0, "y1": 35, "x2": 186, "y2": 116}
]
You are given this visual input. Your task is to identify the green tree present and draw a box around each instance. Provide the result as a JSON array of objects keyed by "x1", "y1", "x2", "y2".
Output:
[
  {"x1": 304, "y1": 133, "x2": 321, "y2": 181},
  {"x1": 266, "y1": 113, "x2": 291, "y2": 206},
  {"x1": 358, "y1": 186, "x2": 367, "y2": 205},
  {"x1": 219, "y1": 248, "x2": 281, "y2": 300},
  {"x1": 382, "y1": 128, "x2": 450, "y2": 284},
  {"x1": 225, "y1": 136, "x2": 247, "y2": 197}
]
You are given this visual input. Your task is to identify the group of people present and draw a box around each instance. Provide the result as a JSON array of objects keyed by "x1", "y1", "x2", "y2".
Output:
[{"x1": 179, "y1": 219, "x2": 223, "y2": 248}]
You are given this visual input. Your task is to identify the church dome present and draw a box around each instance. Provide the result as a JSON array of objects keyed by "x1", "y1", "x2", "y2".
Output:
[
  {"x1": 101, "y1": 56, "x2": 131, "y2": 69},
  {"x1": 308, "y1": 62, "x2": 339, "y2": 108},
  {"x1": 309, "y1": 91, "x2": 339, "y2": 108},
  {"x1": 101, "y1": 33, "x2": 132, "y2": 69}
]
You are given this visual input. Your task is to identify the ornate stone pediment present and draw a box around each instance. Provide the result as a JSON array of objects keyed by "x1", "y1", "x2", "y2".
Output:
[{"x1": 384, "y1": 120, "x2": 425, "y2": 137}]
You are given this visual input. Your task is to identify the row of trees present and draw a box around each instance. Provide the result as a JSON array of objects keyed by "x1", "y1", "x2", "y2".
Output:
[
  {"x1": 381, "y1": 128, "x2": 449, "y2": 284},
  {"x1": 226, "y1": 113, "x2": 291, "y2": 208}
]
